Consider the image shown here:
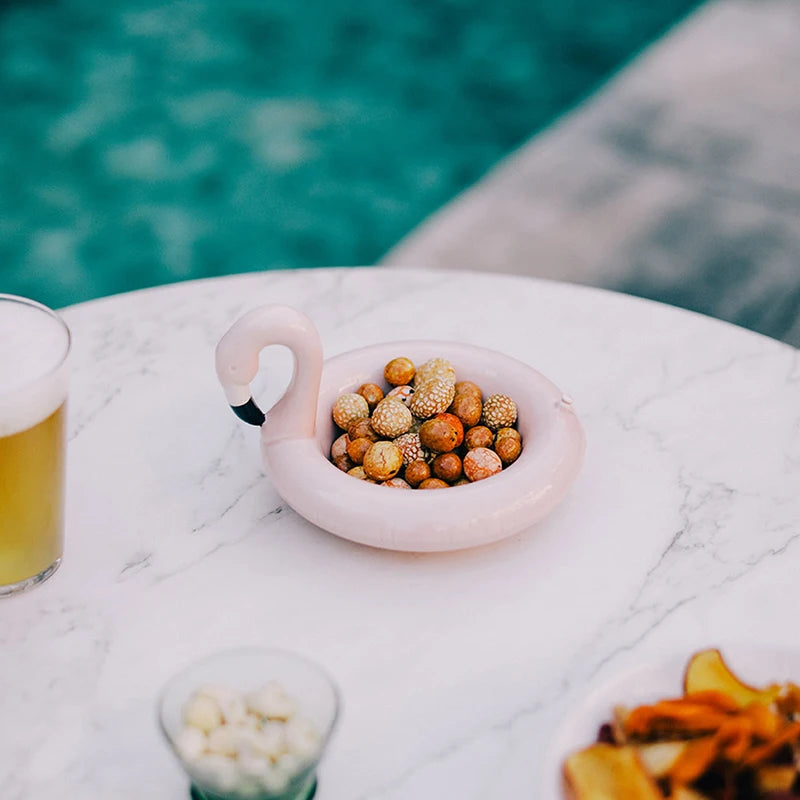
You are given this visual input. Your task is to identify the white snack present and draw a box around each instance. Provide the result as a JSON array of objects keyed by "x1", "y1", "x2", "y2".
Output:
[
  {"x1": 196, "y1": 684, "x2": 248, "y2": 726},
  {"x1": 183, "y1": 694, "x2": 223, "y2": 733},
  {"x1": 276, "y1": 752, "x2": 303, "y2": 776},
  {"x1": 207, "y1": 725, "x2": 239, "y2": 757},
  {"x1": 191, "y1": 753, "x2": 239, "y2": 793},
  {"x1": 260, "y1": 763, "x2": 291, "y2": 794},
  {"x1": 232, "y1": 725, "x2": 260, "y2": 752},
  {"x1": 238, "y1": 751, "x2": 272, "y2": 780},
  {"x1": 284, "y1": 716, "x2": 320, "y2": 760},
  {"x1": 241, "y1": 712, "x2": 262, "y2": 730},
  {"x1": 246, "y1": 721, "x2": 285, "y2": 760},
  {"x1": 174, "y1": 726, "x2": 206, "y2": 762},
  {"x1": 245, "y1": 682, "x2": 296, "y2": 721},
  {"x1": 224, "y1": 696, "x2": 249, "y2": 726},
  {"x1": 176, "y1": 679, "x2": 320, "y2": 793}
]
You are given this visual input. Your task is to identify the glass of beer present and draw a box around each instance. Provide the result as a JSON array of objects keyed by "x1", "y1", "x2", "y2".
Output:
[{"x1": 0, "y1": 294, "x2": 70, "y2": 596}]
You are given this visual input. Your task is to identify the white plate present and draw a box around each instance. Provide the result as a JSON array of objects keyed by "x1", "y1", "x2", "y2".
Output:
[{"x1": 542, "y1": 644, "x2": 800, "y2": 800}]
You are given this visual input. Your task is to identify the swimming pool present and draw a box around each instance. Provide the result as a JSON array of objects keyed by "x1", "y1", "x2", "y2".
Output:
[{"x1": 0, "y1": 0, "x2": 700, "y2": 308}]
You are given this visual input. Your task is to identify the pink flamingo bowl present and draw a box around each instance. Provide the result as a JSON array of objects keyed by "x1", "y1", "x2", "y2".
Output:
[{"x1": 215, "y1": 305, "x2": 585, "y2": 552}]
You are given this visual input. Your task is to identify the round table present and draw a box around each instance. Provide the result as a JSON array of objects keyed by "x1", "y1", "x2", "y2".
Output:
[{"x1": 3, "y1": 268, "x2": 799, "y2": 800}]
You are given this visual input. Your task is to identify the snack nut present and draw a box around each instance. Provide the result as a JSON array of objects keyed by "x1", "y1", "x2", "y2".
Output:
[
  {"x1": 332, "y1": 393, "x2": 369, "y2": 430},
  {"x1": 409, "y1": 378, "x2": 456, "y2": 420},
  {"x1": 415, "y1": 357, "x2": 456, "y2": 386},
  {"x1": 371, "y1": 397, "x2": 412, "y2": 438},
  {"x1": 357, "y1": 383, "x2": 384, "y2": 410},
  {"x1": 404, "y1": 459, "x2": 431, "y2": 487},
  {"x1": 384, "y1": 357, "x2": 416, "y2": 387},
  {"x1": 362, "y1": 441, "x2": 403, "y2": 482},
  {"x1": 463, "y1": 448, "x2": 502, "y2": 482},
  {"x1": 329, "y1": 355, "x2": 522, "y2": 491},
  {"x1": 482, "y1": 394, "x2": 517, "y2": 432},
  {"x1": 464, "y1": 425, "x2": 494, "y2": 450}
]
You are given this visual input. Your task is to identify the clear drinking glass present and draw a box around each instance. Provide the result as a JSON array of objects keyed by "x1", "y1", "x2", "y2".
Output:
[
  {"x1": 0, "y1": 294, "x2": 71, "y2": 596},
  {"x1": 159, "y1": 648, "x2": 340, "y2": 800}
]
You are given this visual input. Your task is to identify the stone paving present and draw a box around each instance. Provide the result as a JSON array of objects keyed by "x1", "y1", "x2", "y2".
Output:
[{"x1": 384, "y1": 0, "x2": 800, "y2": 347}]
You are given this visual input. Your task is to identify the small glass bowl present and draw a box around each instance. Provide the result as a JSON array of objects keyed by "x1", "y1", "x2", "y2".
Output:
[{"x1": 158, "y1": 648, "x2": 340, "y2": 800}]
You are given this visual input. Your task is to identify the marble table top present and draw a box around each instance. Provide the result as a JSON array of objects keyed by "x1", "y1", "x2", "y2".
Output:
[{"x1": 3, "y1": 267, "x2": 799, "y2": 800}]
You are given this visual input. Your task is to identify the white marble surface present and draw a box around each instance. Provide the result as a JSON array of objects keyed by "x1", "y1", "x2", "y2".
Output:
[{"x1": 2, "y1": 267, "x2": 799, "y2": 800}]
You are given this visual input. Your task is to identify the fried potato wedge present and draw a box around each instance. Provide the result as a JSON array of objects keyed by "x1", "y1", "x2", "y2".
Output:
[
  {"x1": 742, "y1": 721, "x2": 800, "y2": 766},
  {"x1": 683, "y1": 649, "x2": 780, "y2": 708},
  {"x1": 739, "y1": 701, "x2": 782, "y2": 740},
  {"x1": 755, "y1": 764, "x2": 797, "y2": 793},
  {"x1": 670, "y1": 787, "x2": 712, "y2": 800},
  {"x1": 562, "y1": 650, "x2": 800, "y2": 799},
  {"x1": 714, "y1": 715, "x2": 755, "y2": 762},
  {"x1": 668, "y1": 736, "x2": 718, "y2": 785},
  {"x1": 635, "y1": 741, "x2": 687, "y2": 778},
  {"x1": 777, "y1": 682, "x2": 800, "y2": 717},
  {"x1": 682, "y1": 690, "x2": 741, "y2": 713},
  {"x1": 625, "y1": 699, "x2": 728, "y2": 739},
  {"x1": 611, "y1": 705, "x2": 630, "y2": 745},
  {"x1": 563, "y1": 744, "x2": 662, "y2": 800}
]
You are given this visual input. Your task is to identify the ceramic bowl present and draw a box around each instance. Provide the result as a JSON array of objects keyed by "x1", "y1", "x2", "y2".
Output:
[{"x1": 216, "y1": 305, "x2": 585, "y2": 552}]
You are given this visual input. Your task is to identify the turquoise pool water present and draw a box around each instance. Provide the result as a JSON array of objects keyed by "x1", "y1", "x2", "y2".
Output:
[{"x1": 0, "y1": 0, "x2": 700, "y2": 308}]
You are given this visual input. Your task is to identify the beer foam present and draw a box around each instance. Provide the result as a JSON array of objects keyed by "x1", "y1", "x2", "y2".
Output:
[{"x1": 0, "y1": 300, "x2": 70, "y2": 436}]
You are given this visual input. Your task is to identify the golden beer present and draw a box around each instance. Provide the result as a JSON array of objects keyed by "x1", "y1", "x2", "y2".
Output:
[
  {"x1": 0, "y1": 295, "x2": 70, "y2": 596},
  {"x1": 0, "y1": 404, "x2": 66, "y2": 588}
]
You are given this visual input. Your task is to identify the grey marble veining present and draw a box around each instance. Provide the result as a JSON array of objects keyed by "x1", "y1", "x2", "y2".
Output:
[{"x1": 384, "y1": 0, "x2": 800, "y2": 347}]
